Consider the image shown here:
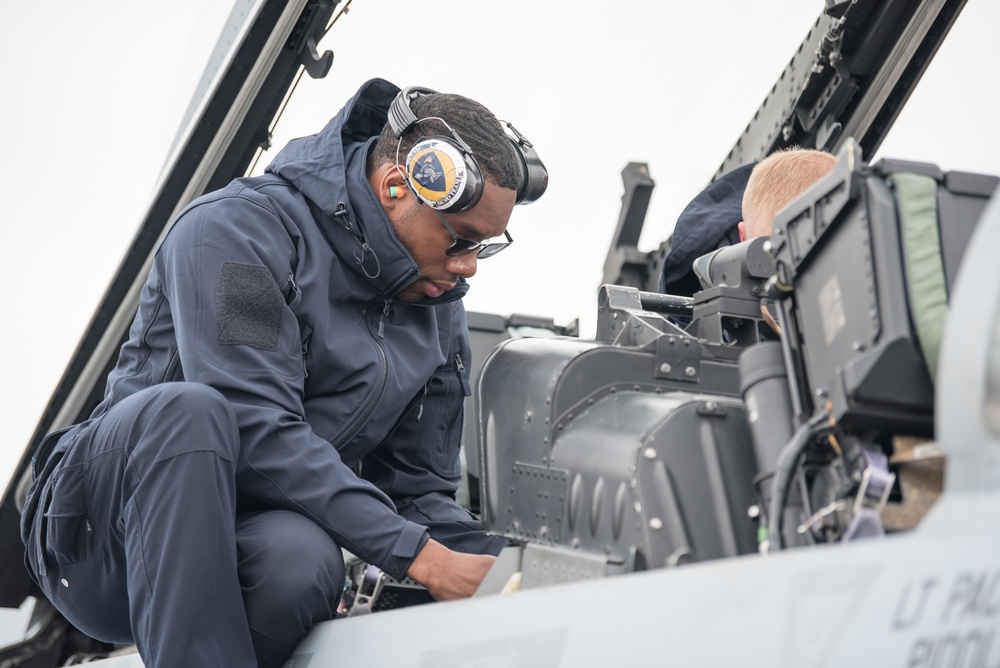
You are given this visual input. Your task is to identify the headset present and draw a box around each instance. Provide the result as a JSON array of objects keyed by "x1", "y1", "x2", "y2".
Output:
[{"x1": 387, "y1": 86, "x2": 548, "y2": 212}]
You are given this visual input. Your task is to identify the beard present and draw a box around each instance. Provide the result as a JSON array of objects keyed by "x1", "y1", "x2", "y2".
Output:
[{"x1": 394, "y1": 281, "x2": 426, "y2": 303}]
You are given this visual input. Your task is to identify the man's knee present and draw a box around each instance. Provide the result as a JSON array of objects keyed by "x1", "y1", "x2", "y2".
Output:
[
  {"x1": 237, "y1": 511, "x2": 345, "y2": 628},
  {"x1": 110, "y1": 383, "x2": 241, "y2": 464},
  {"x1": 144, "y1": 381, "x2": 230, "y2": 413}
]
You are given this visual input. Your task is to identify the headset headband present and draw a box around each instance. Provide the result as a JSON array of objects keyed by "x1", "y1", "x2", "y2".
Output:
[
  {"x1": 388, "y1": 86, "x2": 437, "y2": 138},
  {"x1": 387, "y1": 86, "x2": 548, "y2": 209}
]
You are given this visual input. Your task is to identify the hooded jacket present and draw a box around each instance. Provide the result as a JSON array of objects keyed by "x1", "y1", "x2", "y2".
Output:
[
  {"x1": 659, "y1": 163, "x2": 755, "y2": 297},
  {"x1": 81, "y1": 78, "x2": 478, "y2": 579}
]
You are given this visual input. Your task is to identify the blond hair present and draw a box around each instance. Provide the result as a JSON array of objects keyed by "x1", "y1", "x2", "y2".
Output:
[{"x1": 742, "y1": 148, "x2": 836, "y2": 238}]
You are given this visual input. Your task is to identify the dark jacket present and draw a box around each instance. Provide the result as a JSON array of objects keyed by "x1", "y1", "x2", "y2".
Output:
[
  {"x1": 659, "y1": 163, "x2": 755, "y2": 297},
  {"x1": 57, "y1": 79, "x2": 477, "y2": 579}
]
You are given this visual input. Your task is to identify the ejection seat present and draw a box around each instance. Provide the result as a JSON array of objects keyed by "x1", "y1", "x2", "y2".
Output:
[{"x1": 764, "y1": 142, "x2": 999, "y2": 529}]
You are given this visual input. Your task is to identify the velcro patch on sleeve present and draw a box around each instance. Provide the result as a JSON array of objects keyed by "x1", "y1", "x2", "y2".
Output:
[{"x1": 215, "y1": 261, "x2": 284, "y2": 351}]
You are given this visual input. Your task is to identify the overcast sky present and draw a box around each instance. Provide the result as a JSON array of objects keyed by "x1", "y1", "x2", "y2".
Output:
[{"x1": 1, "y1": 0, "x2": 998, "y2": 640}]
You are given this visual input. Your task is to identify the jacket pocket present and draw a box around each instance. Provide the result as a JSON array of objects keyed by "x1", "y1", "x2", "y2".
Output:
[
  {"x1": 43, "y1": 463, "x2": 98, "y2": 566},
  {"x1": 431, "y1": 339, "x2": 472, "y2": 474}
]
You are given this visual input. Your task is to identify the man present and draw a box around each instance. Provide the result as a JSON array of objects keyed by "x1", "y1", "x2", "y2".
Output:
[
  {"x1": 739, "y1": 148, "x2": 836, "y2": 333},
  {"x1": 738, "y1": 147, "x2": 836, "y2": 240},
  {"x1": 660, "y1": 148, "x2": 836, "y2": 297},
  {"x1": 21, "y1": 79, "x2": 545, "y2": 667}
]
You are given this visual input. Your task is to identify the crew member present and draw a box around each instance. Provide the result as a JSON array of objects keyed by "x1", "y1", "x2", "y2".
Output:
[{"x1": 22, "y1": 78, "x2": 546, "y2": 668}]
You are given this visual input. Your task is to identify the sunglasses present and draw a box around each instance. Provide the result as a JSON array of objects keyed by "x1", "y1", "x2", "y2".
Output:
[{"x1": 433, "y1": 208, "x2": 513, "y2": 259}]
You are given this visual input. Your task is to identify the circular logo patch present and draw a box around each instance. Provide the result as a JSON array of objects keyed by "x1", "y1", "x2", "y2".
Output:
[{"x1": 406, "y1": 139, "x2": 468, "y2": 210}]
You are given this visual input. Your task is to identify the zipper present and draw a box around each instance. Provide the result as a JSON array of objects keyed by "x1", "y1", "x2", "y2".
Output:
[
  {"x1": 391, "y1": 291, "x2": 465, "y2": 308},
  {"x1": 160, "y1": 348, "x2": 182, "y2": 383},
  {"x1": 378, "y1": 299, "x2": 391, "y2": 338},
  {"x1": 331, "y1": 303, "x2": 388, "y2": 449},
  {"x1": 281, "y1": 272, "x2": 296, "y2": 297},
  {"x1": 299, "y1": 325, "x2": 311, "y2": 379},
  {"x1": 281, "y1": 273, "x2": 301, "y2": 307},
  {"x1": 375, "y1": 291, "x2": 465, "y2": 335},
  {"x1": 454, "y1": 352, "x2": 471, "y2": 395},
  {"x1": 330, "y1": 294, "x2": 465, "y2": 447},
  {"x1": 281, "y1": 272, "x2": 309, "y2": 376},
  {"x1": 416, "y1": 382, "x2": 430, "y2": 421}
]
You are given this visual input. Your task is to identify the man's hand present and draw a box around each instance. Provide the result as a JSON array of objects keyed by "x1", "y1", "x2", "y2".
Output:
[{"x1": 406, "y1": 538, "x2": 496, "y2": 601}]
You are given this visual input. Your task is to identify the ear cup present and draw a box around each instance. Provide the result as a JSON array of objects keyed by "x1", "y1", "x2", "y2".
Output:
[
  {"x1": 404, "y1": 137, "x2": 484, "y2": 211},
  {"x1": 512, "y1": 139, "x2": 548, "y2": 205},
  {"x1": 388, "y1": 86, "x2": 547, "y2": 210},
  {"x1": 501, "y1": 121, "x2": 548, "y2": 205}
]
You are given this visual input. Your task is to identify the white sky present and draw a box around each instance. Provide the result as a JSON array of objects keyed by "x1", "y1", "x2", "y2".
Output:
[{"x1": 1, "y1": 0, "x2": 998, "y2": 641}]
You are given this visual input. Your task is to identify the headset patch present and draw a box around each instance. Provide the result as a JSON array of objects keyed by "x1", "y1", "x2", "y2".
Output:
[{"x1": 406, "y1": 139, "x2": 468, "y2": 209}]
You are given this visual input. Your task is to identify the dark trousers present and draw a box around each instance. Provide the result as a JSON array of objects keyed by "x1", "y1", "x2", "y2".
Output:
[{"x1": 24, "y1": 383, "x2": 344, "y2": 668}]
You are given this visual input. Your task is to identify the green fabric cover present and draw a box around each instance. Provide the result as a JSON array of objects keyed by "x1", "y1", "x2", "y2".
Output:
[{"x1": 891, "y1": 172, "x2": 948, "y2": 383}]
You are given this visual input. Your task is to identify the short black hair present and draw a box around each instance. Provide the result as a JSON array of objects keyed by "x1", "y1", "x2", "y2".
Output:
[{"x1": 368, "y1": 92, "x2": 522, "y2": 191}]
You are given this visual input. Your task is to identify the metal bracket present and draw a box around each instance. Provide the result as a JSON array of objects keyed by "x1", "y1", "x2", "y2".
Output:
[
  {"x1": 349, "y1": 564, "x2": 386, "y2": 615},
  {"x1": 654, "y1": 335, "x2": 701, "y2": 383}
]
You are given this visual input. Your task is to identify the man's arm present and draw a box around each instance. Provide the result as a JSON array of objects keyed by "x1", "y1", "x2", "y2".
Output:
[{"x1": 406, "y1": 538, "x2": 496, "y2": 600}]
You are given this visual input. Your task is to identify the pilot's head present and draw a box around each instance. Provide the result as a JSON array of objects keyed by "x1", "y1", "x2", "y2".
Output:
[{"x1": 739, "y1": 148, "x2": 836, "y2": 241}]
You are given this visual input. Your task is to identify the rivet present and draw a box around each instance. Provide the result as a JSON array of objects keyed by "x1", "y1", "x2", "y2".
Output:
[
  {"x1": 684, "y1": 366, "x2": 696, "y2": 377},
  {"x1": 659, "y1": 363, "x2": 672, "y2": 374},
  {"x1": 643, "y1": 447, "x2": 657, "y2": 460},
  {"x1": 649, "y1": 517, "x2": 663, "y2": 530},
  {"x1": 61, "y1": 579, "x2": 69, "y2": 587}
]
